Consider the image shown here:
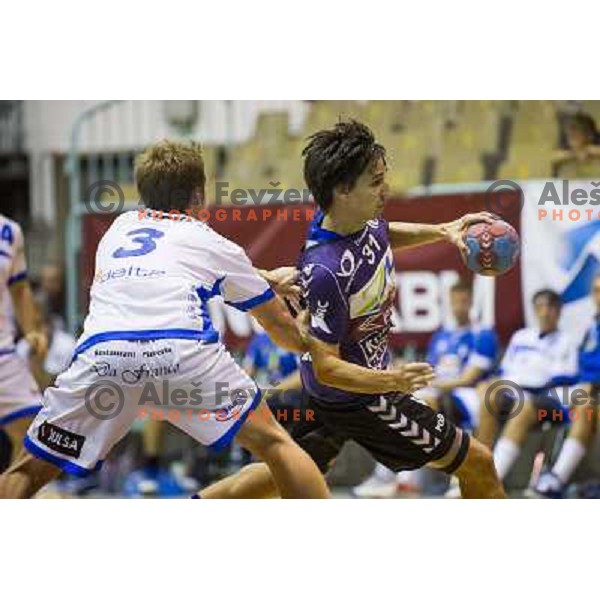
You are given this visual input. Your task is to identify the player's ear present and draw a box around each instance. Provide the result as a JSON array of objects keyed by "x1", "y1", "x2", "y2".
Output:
[
  {"x1": 334, "y1": 182, "x2": 351, "y2": 200},
  {"x1": 191, "y1": 186, "x2": 205, "y2": 207}
]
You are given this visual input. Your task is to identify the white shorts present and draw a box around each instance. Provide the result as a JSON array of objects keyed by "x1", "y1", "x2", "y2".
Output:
[
  {"x1": 0, "y1": 350, "x2": 41, "y2": 427},
  {"x1": 25, "y1": 339, "x2": 260, "y2": 476},
  {"x1": 450, "y1": 387, "x2": 481, "y2": 429}
]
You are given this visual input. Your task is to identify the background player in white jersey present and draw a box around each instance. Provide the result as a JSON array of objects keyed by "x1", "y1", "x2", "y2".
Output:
[
  {"x1": 0, "y1": 214, "x2": 47, "y2": 471},
  {"x1": 477, "y1": 289, "x2": 579, "y2": 481},
  {"x1": 534, "y1": 275, "x2": 600, "y2": 497},
  {"x1": 0, "y1": 141, "x2": 329, "y2": 499}
]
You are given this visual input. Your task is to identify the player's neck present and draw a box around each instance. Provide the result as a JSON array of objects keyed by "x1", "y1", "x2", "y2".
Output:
[{"x1": 321, "y1": 209, "x2": 368, "y2": 236}]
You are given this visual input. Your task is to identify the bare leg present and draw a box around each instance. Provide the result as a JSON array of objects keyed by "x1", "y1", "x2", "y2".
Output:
[
  {"x1": 201, "y1": 463, "x2": 277, "y2": 499},
  {"x1": 143, "y1": 418, "x2": 164, "y2": 458},
  {"x1": 234, "y1": 402, "x2": 329, "y2": 499},
  {"x1": 202, "y1": 431, "x2": 507, "y2": 500},
  {"x1": 567, "y1": 387, "x2": 597, "y2": 446},
  {"x1": 491, "y1": 400, "x2": 539, "y2": 481},
  {"x1": 2, "y1": 416, "x2": 35, "y2": 472},
  {"x1": 501, "y1": 400, "x2": 538, "y2": 446},
  {"x1": 476, "y1": 380, "x2": 502, "y2": 449},
  {"x1": 0, "y1": 449, "x2": 61, "y2": 499},
  {"x1": 455, "y1": 436, "x2": 506, "y2": 498}
]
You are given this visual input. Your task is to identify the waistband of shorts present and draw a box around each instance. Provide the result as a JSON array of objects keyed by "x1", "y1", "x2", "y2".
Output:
[{"x1": 72, "y1": 329, "x2": 219, "y2": 361}]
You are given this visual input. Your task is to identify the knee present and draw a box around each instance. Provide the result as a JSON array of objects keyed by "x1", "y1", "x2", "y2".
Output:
[
  {"x1": 504, "y1": 401, "x2": 536, "y2": 437},
  {"x1": 459, "y1": 438, "x2": 496, "y2": 478},
  {"x1": 241, "y1": 416, "x2": 290, "y2": 459},
  {"x1": 477, "y1": 385, "x2": 495, "y2": 421}
]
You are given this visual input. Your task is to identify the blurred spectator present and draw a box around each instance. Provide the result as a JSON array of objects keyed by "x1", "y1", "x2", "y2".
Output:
[
  {"x1": 534, "y1": 275, "x2": 600, "y2": 497},
  {"x1": 552, "y1": 112, "x2": 600, "y2": 178},
  {"x1": 37, "y1": 263, "x2": 66, "y2": 330},
  {"x1": 477, "y1": 290, "x2": 579, "y2": 483}
]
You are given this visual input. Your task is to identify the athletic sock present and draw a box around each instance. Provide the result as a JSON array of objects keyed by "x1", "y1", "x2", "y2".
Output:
[
  {"x1": 493, "y1": 438, "x2": 521, "y2": 480},
  {"x1": 552, "y1": 438, "x2": 587, "y2": 484}
]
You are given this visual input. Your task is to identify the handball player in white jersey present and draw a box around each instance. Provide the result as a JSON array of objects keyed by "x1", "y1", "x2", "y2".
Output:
[
  {"x1": 0, "y1": 141, "x2": 328, "y2": 499},
  {"x1": 0, "y1": 214, "x2": 47, "y2": 471}
]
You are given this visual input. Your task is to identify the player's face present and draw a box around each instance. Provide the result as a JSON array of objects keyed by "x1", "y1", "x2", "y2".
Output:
[
  {"x1": 533, "y1": 299, "x2": 560, "y2": 333},
  {"x1": 566, "y1": 124, "x2": 590, "y2": 150},
  {"x1": 450, "y1": 290, "x2": 472, "y2": 325},
  {"x1": 342, "y1": 157, "x2": 389, "y2": 221}
]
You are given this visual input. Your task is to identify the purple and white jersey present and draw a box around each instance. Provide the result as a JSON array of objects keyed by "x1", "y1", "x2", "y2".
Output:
[{"x1": 298, "y1": 212, "x2": 396, "y2": 404}]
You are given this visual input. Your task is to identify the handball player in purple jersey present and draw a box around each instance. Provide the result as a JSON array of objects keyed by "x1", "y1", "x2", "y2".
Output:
[{"x1": 200, "y1": 120, "x2": 505, "y2": 499}]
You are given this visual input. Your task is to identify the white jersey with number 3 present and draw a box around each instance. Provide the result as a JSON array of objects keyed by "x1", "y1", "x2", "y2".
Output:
[{"x1": 75, "y1": 210, "x2": 274, "y2": 356}]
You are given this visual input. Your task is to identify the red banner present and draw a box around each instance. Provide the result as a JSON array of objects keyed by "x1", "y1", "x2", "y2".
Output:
[{"x1": 81, "y1": 193, "x2": 523, "y2": 350}]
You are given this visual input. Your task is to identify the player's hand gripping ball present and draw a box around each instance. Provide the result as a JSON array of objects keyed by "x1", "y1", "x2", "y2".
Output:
[{"x1": 462, "y1": 219, "x2": 520, "y2": 276}]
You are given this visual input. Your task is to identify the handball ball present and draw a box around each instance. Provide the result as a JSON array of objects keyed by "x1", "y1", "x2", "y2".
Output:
[{"x1": 462, "y1": 219, "x2": 520, "y2": 276}]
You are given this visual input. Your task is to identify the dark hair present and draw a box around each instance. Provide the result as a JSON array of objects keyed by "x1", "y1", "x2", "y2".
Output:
[
  {"x1": 450, "y1": 279, "x2": 472, "y2": 295},
  {"x1": 302, "y1": 120, "x2": 386, "y2": 213},
  {"x1": 532, "y1": 289, "x2": 562, "y2": 308},
  {"x1": 566, "y1": 112, "x2": 598, "y2": 142},
  {"x1": 135, "y1": 140, "x2": 206, "y2": 211}
]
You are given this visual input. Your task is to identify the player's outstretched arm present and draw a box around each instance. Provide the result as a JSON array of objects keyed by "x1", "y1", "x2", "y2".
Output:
[
  {"x1": 388, "y1": 212, "x2": 495, "y2": 252},
  {"x1": 308, "y1": 333, "x2": 434, "y2": 395}
]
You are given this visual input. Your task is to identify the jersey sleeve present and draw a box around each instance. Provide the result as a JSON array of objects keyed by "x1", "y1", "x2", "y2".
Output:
[
  {"x1": 7, "y1": 222, "x2": 28, "y2": 286},
  {"x1": 303, "y1": 264, "x2": 348, "y2": 345},
  {"x1": 213, "y1": 238, "x2": 275, "y2": 312},
  {"x1": 468, "y1": 329, "x2": 499, "y2": 371}
]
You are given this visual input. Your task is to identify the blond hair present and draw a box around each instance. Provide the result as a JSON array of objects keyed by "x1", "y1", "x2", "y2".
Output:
[{"x1": 135, "y1": 139, "x2": 205, "y2": 211}]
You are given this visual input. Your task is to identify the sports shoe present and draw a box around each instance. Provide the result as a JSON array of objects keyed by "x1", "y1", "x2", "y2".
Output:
[
  {"x1": 122, "y1": 468, "x2": 160, "y2": 497},
  {"x1": 532, "y1": 470, "x2": 566, "y2": 499},
  {"x1": 169, "y1": 462, "x2": 199, "y2": 493},
  {"x1": 352, "y1": 473, "x2": 399, "y2": 498}
]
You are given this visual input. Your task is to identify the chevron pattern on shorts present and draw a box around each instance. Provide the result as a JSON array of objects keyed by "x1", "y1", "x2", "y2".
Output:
[{"x1": 368, "y1": 396, "x2": 441, "y2": 454}]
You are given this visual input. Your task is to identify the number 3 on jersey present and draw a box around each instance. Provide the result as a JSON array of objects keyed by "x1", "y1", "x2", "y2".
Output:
[{"x1": 113, "y1": 228, "x2": 165, "y2": 258}]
